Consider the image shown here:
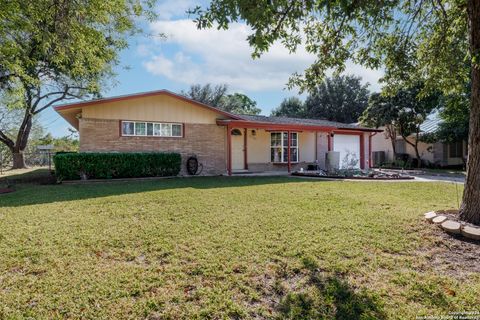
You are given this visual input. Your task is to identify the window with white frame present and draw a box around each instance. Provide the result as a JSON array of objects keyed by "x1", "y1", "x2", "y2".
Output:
[
  {"x1": 121, "y1": 121, "x2": 182, "y2": 137},
  {"x1": 270, "y1": 132, "x2": 298, "y2": 163}
]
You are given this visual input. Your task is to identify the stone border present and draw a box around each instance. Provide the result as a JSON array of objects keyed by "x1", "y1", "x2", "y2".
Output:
[{"x1": 424, "y1": 210, "x2": 480, "y2": 241}]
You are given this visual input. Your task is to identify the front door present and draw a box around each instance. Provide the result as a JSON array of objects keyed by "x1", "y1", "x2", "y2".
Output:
[{"x1": 231, "y1": 129, "x2": 245, "y2": 170}]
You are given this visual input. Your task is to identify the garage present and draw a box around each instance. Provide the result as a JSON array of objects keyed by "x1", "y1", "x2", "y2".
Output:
[{"x1": 333, "y1": 134, "x2": 361, "y2": 169}]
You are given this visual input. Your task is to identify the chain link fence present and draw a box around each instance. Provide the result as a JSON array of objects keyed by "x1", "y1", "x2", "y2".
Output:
[{"x1": 0, "y1": 151, "x2": 53, "y2": 175}]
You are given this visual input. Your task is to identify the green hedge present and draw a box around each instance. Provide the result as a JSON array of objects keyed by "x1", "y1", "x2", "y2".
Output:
[{"x1": 53, "y1": 152, "x2": 181, "y2": 180}]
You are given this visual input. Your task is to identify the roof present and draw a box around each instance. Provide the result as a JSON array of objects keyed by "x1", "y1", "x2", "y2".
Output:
[
  {"x1": 54, "y1": 89, "x2": 242, "y2": 119},
  {"x1": 232, "y1": 114, "x2": 381, "y2": 132},
  {"x1": 54, "y1": 89, "x2": 381, "y2": 132},
  {"x1": 419, "y1": 113, "x2": 442, "y2": 134}
]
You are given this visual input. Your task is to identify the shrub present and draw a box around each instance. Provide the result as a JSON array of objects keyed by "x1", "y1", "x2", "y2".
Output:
[{"x1": 53, "y1": 152, "x2": 181, "y2": 180}]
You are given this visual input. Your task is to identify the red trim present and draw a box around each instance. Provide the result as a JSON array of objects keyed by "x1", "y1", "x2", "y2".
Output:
[
  {"x1": 332, "y1": 130, "x2": 365, "y2": 135},
  {"x1": 54, "y1": 89, "x2": 243, "y2": 120},
  {"x1": 217, "y1": 120, "x2": 382, "y2": 133},
  {"x1": 227, "y1": 125, "x2": 232, "y2": 176},
  {"x1": 217, "y1": 120, "x2": 336, "y2": 132},
  {"x1": 244, "y1": 128, "x2": 248, "y2": 170}
]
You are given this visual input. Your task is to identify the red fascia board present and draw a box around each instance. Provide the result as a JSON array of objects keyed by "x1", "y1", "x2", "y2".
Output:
[
  {"x1": 53, "y1": 90, "x2": 242, "y2": 120},
  {"x1": 217, "y1": 120, "x2": 336, "y2": 131},
  {"x1": 217, "y1": 120, "x2": 378, "y2": 133},
  {"x1": 336, "y1": 127, "x2": 383, "y2": 133}
]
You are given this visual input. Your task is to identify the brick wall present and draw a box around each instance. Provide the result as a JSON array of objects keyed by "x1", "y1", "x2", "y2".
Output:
[{"x1": 79, "y1": 118, "x2": 227, "y2": 175}]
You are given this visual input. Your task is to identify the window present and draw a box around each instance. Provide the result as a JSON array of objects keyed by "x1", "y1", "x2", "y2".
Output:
[
  {"x1": 270, "y1": 132, "x2": 298, "y2": 163},
  {"x1": 449, "y1": 141, "x2": 463, "y2": 158},
  {"x1": 121, "y1": 121, "x2": 183, "y2": 137}
]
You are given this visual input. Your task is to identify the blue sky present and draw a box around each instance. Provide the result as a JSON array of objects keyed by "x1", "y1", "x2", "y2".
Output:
[{"x1": 43, "y1": 0, "x2": 383, "y2": 137}]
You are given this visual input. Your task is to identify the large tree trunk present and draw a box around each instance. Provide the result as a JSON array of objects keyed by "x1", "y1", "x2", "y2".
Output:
[
  {"x1": 12, "y1": 150, "x2": 26, "y2": 169},
  {"x1": 460, "y1": 0, "x2": 480, "y2": 225}
]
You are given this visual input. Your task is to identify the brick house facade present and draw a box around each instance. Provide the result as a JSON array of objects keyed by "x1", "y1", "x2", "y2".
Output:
[{"x1": 55, "y1": 90, "x2": 380, "y2": 176}]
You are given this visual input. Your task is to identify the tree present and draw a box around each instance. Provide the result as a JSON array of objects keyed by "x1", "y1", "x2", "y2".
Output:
[
  {"x1": 181, "y1": 84, "x2": 228, "y2": 107},
  {"x1": 360, "y1": 93, "x2": 399, "y2": 159},
  {"x1": 361, "y1": 87, "x2": 438, "y2": 167},
  {"x1": 436, "y1": 93, "x2": 470, "y2": 144},
  {"x1": 394, "y1": 86, "x2": 439, "y2": 167},
  {"x1": 182, "y1": 84, "x2": 261, "y2": 115},
  {"x1": 271, "y1": 97, "x2": 305, "y2": 118},
  {"x1": 220, "y1": 93, "x2": 261, "y2": 115},
  {"x1": 38, "y1": 131, "x2": 79, "y2": 152},
  {"x1": 0, "y1": 0, "x2": 154, "y2": 168},
  {"x1": 304, "y1": 75, "x2": 369, "y2": 123},
  {"x1": 192, "y1": 0, "x2": 480, "y2": 224},
  {"x1": 0, "y1": 105, "x2": 47, "y2": 167}
]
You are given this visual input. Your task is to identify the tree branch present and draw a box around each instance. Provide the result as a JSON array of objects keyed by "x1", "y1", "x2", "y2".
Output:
[{"x1": 0, "y1": 129, "x2": 15, "y2": 150}]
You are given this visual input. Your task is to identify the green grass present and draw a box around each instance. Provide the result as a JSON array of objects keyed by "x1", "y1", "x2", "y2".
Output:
[{"x1": 0, "y1": 177, "x2": 478, "y2": 319}]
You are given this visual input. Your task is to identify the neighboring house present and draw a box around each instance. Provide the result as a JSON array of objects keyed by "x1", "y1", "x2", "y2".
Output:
[
  {"x1": 55, "y1": 89, "x2": 380, "y2": 175},
  {"x1": 371, "y1": 113, "x2": 467, "y2": 167}
]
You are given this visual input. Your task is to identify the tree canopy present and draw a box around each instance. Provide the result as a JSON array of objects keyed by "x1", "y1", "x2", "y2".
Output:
[
  {"x1": 182, "y1": 84, "x2": 261, "y2": 115},
  {"x1": 361, "y1": 85, "x2": 439, "y2": 165},
  {"x1": 271, "y1": 97, "x2": 305, "y2": 118},
  {"x1": 0, "y1": 0, "x2": 154, "y2": 167},
  {"x1": 304, "y1": 75, "x2": 369, "y2": 123}
]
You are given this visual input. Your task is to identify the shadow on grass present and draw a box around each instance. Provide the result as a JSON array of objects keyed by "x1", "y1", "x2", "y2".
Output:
[
  {"x1": 0, "y1": 168, "x2": 54, "y2": 185},
  {"x1": 0, "y1": 176, "x2": 333, "y2": 208},
  {"x1": 275, "y1": 258, "x2": 386, "y2": 320}
]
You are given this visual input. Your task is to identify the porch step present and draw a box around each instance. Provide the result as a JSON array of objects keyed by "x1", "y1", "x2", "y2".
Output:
[{"x1": 232, "y1": 170, "x2": 251, "y2": 174}]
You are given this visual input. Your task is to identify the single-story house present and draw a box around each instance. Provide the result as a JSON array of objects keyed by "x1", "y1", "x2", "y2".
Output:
[
  {"x1": 55, "y1": 89, "x2": 381, "y2": 175},
  {"x1": 371, "y1": 113, "x2": 467, "y2": 167}
]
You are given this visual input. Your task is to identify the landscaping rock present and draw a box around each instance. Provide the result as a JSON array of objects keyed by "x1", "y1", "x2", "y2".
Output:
[
  {"x1": 432, "y1": 215, "x2": 447, "y2": 224},
  {"x1": 424, "y1": 211, "x2": 437, "y2": 222},
  {"x1": 441, "y1": 220, "x2": 461, "y2": 234},
  {"x1": 461, "y1": 226, "x2": 480, "y2": 240}
]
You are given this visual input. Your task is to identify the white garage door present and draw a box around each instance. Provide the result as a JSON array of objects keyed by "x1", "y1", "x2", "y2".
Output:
[{"x1": 333, "y1": 134, "x2": 361, "y2": 169}]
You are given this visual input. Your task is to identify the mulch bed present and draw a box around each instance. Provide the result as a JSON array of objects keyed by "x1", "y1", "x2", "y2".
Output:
[
  {"x1": 292, "y1": 172, "x2": 415, "y2": 180},
  {"x1": 0, "y1": 188, "x2": 15, "y2": 194}
]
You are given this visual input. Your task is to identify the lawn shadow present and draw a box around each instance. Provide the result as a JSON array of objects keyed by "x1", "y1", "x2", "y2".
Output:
[
  {"x1": 273, "y1": 258, "x2": 386, "y2": 320},
  {"x1": 0, "y1": 168, "x2": 55, "y2": 185},
  {"x1": 0, "y1": 175, "x2": 334, "y2": 208}
]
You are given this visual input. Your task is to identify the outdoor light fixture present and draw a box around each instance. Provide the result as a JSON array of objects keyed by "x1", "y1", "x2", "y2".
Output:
[{"x1": 251, "y1": 130, "x2": 256, "y2": 136}]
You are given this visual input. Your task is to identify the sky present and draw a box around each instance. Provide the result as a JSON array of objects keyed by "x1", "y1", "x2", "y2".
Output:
[{"x1": 43, "y1": 0, "x2": 384, "y2": 137}]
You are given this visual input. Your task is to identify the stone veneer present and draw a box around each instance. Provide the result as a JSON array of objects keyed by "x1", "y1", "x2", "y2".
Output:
[{"x1": 79, "y1": 118, "x2": 227, "y2": 175}]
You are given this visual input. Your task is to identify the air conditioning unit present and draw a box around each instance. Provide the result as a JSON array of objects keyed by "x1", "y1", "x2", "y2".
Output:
[{"x1": 372, "y1": 151, "x2": 386, "y2": 167}]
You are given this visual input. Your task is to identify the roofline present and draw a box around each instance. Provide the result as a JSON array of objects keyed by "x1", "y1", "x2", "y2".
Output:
[
  {"x1": 336, "y1": 126, "x2": 383, "y2": 133},
  {"x1": 217, "y1": 119, "x2": 382, "y2": 133},
  {"x1": 53, "y1": 89, "x2": 243, "y2": 120}
]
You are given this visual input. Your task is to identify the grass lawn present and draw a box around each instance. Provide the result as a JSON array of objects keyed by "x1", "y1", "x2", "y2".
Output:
[{"x1": 0, "y1": 177, "x2": 478, "y2": 319}]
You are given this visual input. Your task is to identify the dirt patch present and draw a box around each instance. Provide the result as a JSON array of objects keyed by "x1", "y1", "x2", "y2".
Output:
[{"x1": 422, "y1": 225, "x2": 480, "y2": 279}]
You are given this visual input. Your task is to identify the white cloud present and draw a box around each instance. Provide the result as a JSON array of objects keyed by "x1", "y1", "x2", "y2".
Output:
[
  {"x1": 156, "y1": 0, "x2": 197, "y2": 20},
  {"x1": 142, "y1": 19, "x2": 383, "y2": 92}
]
